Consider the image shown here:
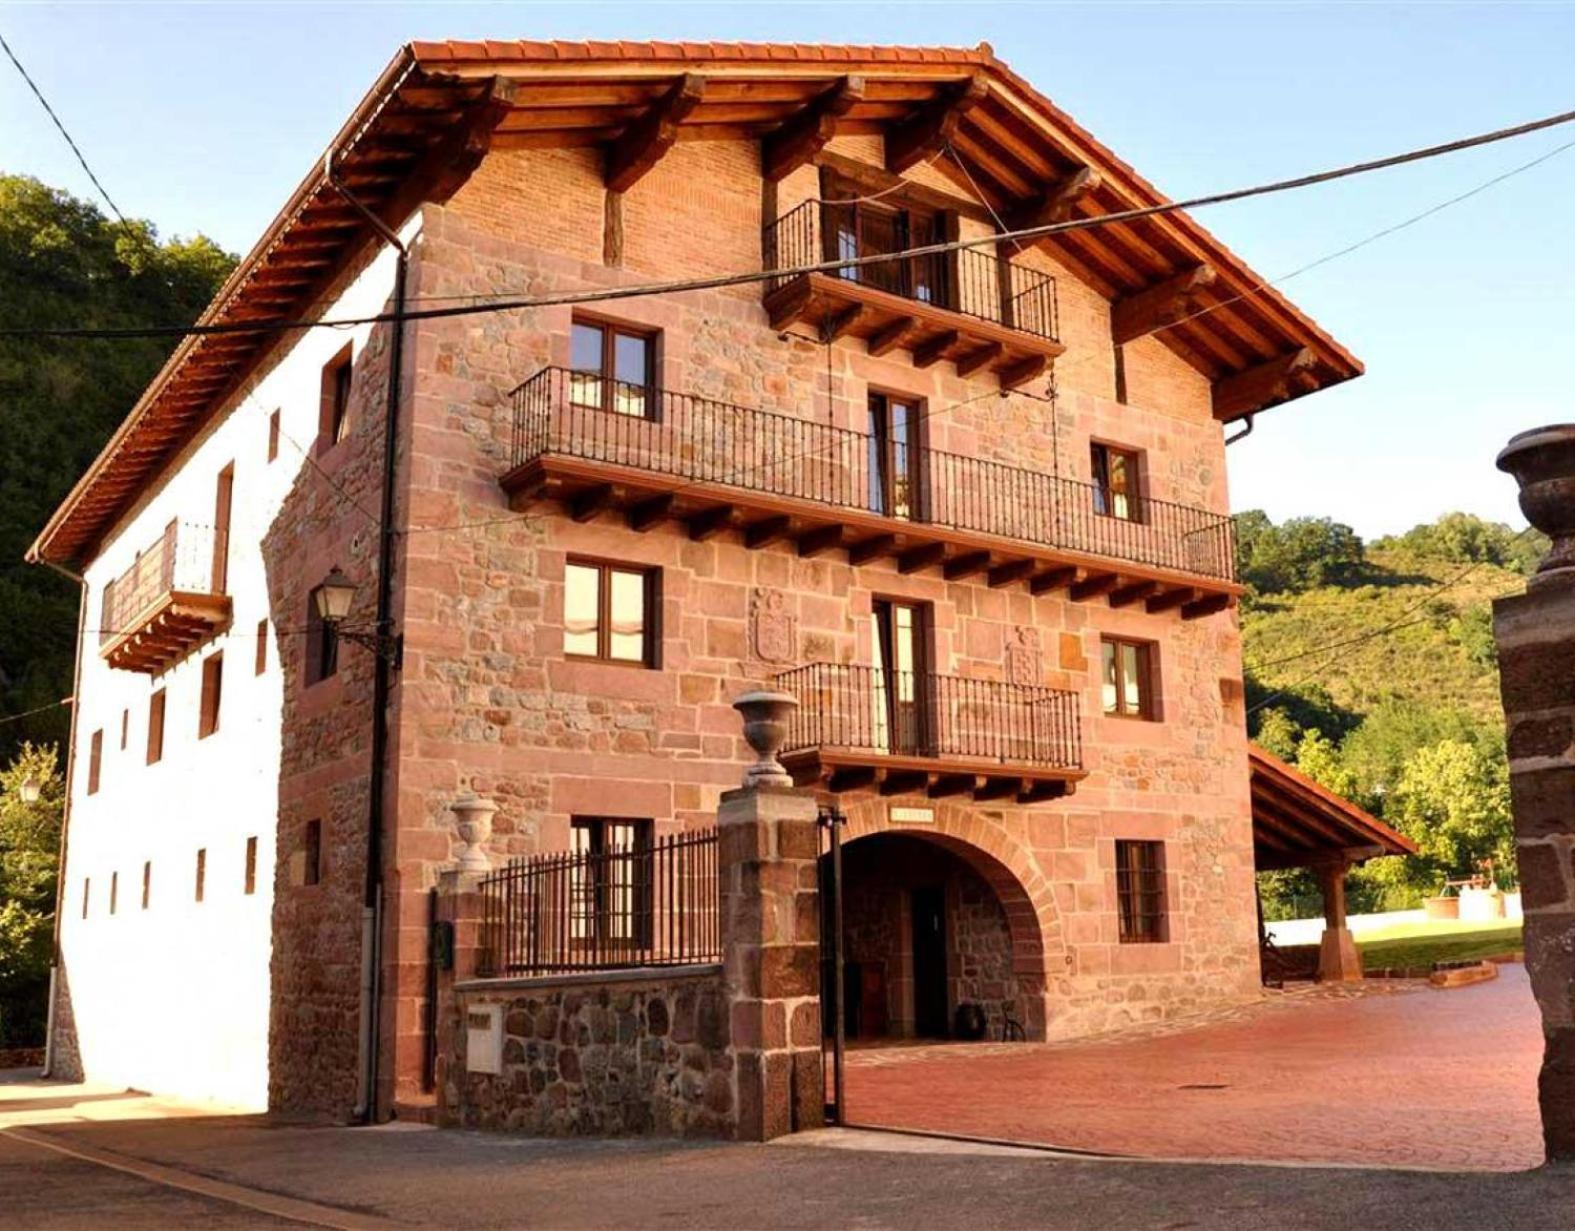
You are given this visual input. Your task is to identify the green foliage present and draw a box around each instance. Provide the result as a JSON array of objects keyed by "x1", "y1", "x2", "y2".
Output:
[
  {"x1": 1374, "y1": 511, "x2": 1549, "y2": 576},
  {"x1": 0, "y1": 743, "x2": 64, "y2": 1046},
  {"x1": 0, "y1": 175, "x2": 235, "y2": 759},
  {"x1": 1235, "y1": 510, "x2": 1365, "y2": 595}
]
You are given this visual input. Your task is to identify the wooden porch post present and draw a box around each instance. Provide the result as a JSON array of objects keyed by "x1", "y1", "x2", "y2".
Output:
[{"x1": 1315, "y1": 859, "x2": 1362, "y2": 982}]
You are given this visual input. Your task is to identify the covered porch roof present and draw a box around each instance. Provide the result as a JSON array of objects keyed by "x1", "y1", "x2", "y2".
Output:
[{"x1": 1250, "y1": 745, "x2": 1417, "y2": 873}]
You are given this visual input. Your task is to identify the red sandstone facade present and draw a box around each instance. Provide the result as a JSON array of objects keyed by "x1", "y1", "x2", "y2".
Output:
[{"x1": 34, "y1": 41, "x2": 1363, "y2": 1123}]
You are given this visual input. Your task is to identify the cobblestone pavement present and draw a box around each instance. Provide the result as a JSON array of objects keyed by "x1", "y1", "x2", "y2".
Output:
[{"x1": 843, "y1": 965, "x2": 1544, "y2": 1171}]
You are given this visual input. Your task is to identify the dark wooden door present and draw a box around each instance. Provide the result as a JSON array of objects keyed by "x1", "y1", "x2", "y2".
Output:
[{"x1": 911, "y1": 886, "x2": 948, "y2": 1038}]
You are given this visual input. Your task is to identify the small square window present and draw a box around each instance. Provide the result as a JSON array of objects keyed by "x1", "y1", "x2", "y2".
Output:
[
  {"x1": 569, "y1": 319, "x2": 655, "y2": 418},
  {"x1": 564, "y1": 559, "x2": 659, "y2": 667},
  {"x1": 319, "y1": 346, "x2": 353, "y2": 449},
  {"x1": 305, "y1": 591, "x2": 339, "y2": 685},
  {"x1": 87, "y1": 729, "x2": 103, "y2": 795},
  {"x1": 1116, "y1": 840, "x2": 1167, "y2": 944},
  {"x1": 303, "y1": 820, "x2": 322, "y2": 887},
  {"x1": 1101, "y1": 637, "x2": 1157, "y2": 721},
  {"x1": 199, "y1": 653, "x2": 224, "y2": 739},
  {"x1": 1091, "y1": 442, "x2": 1143, "y2": 522},
  {"x1": 147, "y1": 689, "x2": 166, "y2": 765}
]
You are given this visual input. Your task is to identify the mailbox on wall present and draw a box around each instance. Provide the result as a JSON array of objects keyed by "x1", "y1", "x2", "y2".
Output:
[{"x1": 465, "y1": 1003, "x2": 502, "y2": 1075}]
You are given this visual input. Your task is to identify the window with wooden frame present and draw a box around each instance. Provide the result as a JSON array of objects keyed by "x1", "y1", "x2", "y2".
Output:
[
  {"x1": 1115, "y1": 839, "x2": 1167, "y2": 943},
  {"x1": 81, "y1": 877, "x2": 90, "y2": 919},
  {"x1": 570, "y1": 817, "x2": 654, "y2": 949},
  {"x1": 146, "y1": 689, "x2": 166, "y2": 764},
  {"x1": 267, "y1": 408, "x2": 281, "y2": 462},
  {"x1": 1091, "y1": 442, "x2": 1143, "y2": 522},
  {"x1": 212, "y1": 462, "x2": 234, "y2": 593},
  {"x1": 563, "y1": 558, "x2": 659, "y2": 667},
  {"x1": 195, "y1": 848, "x2": 206, "y2": 903},
  {"x1": 142, "y1": 861, "x2": 151, "y2": 910},
  {"x1": 110, "y1": 871, "x2": 119, "y2": 915},
  {"x1": 1101, "y1": 636, "x2": 1157, "y2": 720},
  {"x1": 820, "y1": 169, "x2": 957, "y2": 307},
  {"x1": 255, "y1": 619, "x2": 269, "y2": 675},
  {"x1": 305, "y1": 590, "x2": 339, "y2": 685},
  {"x1": 87, "y1": 729, "x2": 102, "y2": 795},
  {"x1": 319, "y1": 344, "x2": 354, "y2": 449},
  {"x1": 198, "y1": 652, "x2": 224, "y2": 739},
  {"x1": 569, "y1": 318, "x2": 656, "y2": 418},
  {"x1": 120, "y1": 709, "x2": 129, "y2": 750},
  {"x1": 244, "y1": 837, "x2": 258, "y2": 895},
  {"x1": 303, "y1": 820, "x2": 322, "y2": 887},
  {"x1": 867, "y1": 392, "x2": 926, "y2": 521}
]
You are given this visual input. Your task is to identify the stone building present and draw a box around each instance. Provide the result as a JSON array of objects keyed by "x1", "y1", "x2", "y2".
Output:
[{"x1": 31, "y1": 40, "x2": 1366, "y2": 1124}]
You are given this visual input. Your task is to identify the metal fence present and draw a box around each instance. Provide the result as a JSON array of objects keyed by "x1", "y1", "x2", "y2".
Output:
[
  {"x1": 509, "y1": 368, "x2": 1237, "y2": 582},
  {"x1": 478, "y1": 828, "x2": 720, "y2": 977},
  {"x1": 773, "y1": 662, "x2": 1083, "y2": 771},
  {"x1": 763, "y1": 199, "x2": 1060, "y2": 342},
  {"x1": 99, "y1": 521, "x2": 228, "y2": 646}
]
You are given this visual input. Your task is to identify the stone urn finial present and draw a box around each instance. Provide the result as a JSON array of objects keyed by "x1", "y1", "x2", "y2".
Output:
[
  {"x1": 450, "y1": 790, "x2": 499, "y2": 874},
  {"x1": 1497, "y1": 425, "x2": 1575, "y2": 586},
  {"x1": 732, "y1": 690, "x2": 799, "y2": 789}
]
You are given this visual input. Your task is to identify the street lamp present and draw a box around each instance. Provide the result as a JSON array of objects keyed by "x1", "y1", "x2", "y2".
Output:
[
  {"x1": 18, "y1": 775, "x2": 42, "y2": 804},
  {"x1": 313, "y1": 567, "x2": 400, "y2": 664}
]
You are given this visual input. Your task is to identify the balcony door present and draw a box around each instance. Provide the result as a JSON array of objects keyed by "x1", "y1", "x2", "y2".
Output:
[
  {"x1": 822, "y1": 174, "x2": 949, "y2": 307},
  {"x1": 868, "y1": 393, "x2": 925, "y2": 521},
  {"x1": 871, "y1": 599, "x2": 934, "y2": 756}
]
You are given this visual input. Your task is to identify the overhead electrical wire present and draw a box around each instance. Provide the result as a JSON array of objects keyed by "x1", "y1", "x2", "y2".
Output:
[{"x1": 4, "y1": 103, "x2": 1575, "y2": 342}]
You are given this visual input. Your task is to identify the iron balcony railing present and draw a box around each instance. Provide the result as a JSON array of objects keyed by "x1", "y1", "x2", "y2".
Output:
[
  {"x1": 773, "y1": 663, "x2": 1083, "y2": 772},
  {"x1": 509, "y1": 368, "x2": 1237, "y2": 582},
  {"x1": 99, "y1": 521, "x2": 228, "y2": 647},
  {"x1": 478, "y1": 828, "x2": 720, "y2": 978},
  {"x1": 763, "y1": 199, "x2": 1060, "y2": 342}
]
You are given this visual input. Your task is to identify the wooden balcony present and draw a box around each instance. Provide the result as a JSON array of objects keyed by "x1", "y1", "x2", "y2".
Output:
[
  {"x1": 99, "y1": 521, "x2": 231, "y2": 674},
  {"x1": 772, "y1": 663, "x2": 1085, "y2": 804},
  {"x1": 501, "y1": 370, "x2": 1240, "y2": 615},
  {"x1": 762, "y1": 201, "x2": 1065, "y2": 389}
]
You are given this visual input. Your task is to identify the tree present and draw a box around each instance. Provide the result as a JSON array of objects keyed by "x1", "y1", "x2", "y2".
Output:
[
  {"x1": 0, "y1": 175, "x2": 235, "y2": 760},
  {"x1": 1375, "y1": 512, "x2": 1549, "y2": 576},
  {"x1": 0, "y1": 743, "x2": 63, "y2": 1047},
  {"x1": 1235, "y1": 510, "x2": 1365, "y2": 595}
]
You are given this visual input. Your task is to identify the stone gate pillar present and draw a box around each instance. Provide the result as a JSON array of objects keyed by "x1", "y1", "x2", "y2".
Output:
[
  {"x1": 721, "y1": 691, "x2": 824, "y2": 1141},
  {"x1": 1494, "y1": 425, "x2": 1575, "y2": 1160},
  {"x1": 1315, "y1": 859, "x2": 1362, "y2": 982}
]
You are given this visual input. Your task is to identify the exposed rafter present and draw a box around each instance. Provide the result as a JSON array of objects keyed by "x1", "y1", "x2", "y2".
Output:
[
  {"x1": 885, "y1": 74, "x2": 988, "y2": 174},
  {"x1": 604, "y1": 74, "x2": 706, "y2": 193},
  {"x1": 762, "y1": 75, "x2": 866, "y2": 181},
  {"x1": 1111, "y1": 264, "x2": 1217, "y2": 347},
  {"x1": 1005, "y1": 165, "x2": 1101, "y2": 233},
  {"x1": 1213, "y1": 348, "x2": 1316, "y2": 421}
]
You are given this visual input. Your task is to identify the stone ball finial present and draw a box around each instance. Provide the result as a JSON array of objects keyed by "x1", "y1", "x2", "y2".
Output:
[
  {"x1": 450, "y1": 790, "x2": 499, "y2": 874},
  {"x1": 732, "y1": 690, "x2": 799, "y2": 790},
  {"x1": 1497, "y1": 425, "x2": 1575, "y2": 586}
]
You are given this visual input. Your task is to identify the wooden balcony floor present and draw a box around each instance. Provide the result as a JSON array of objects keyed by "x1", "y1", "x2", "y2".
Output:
[
  {"x1": 765, "y1": 273, "x2": 1065, "y2": 391},
  {"x1": 502, "y1": 454, "x2": 1239, "y2": 618},
  {"x1": 783, "y1": 748, "x2": 1083, "y2": 805},
  {"x1": 101, "y1": 590, "x2": 232, "y2": 674}
]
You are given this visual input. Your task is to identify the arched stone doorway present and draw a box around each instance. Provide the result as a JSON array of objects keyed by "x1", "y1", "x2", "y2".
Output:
[{"x1": 830, "y1": 824, "x2": 1049, "y2": 1042}]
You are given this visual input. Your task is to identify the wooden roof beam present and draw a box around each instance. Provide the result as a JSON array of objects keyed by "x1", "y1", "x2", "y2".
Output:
[
  {"x1": 605, "y1": 74, "x2": 706, "y2": 192},
  {"x1": 1111, "y1": 263, "x2": 1217, "y2": 346},
  {"x1": 885, "y1": 75, "x2": 988, "y2": 174},
  {"x1": 421, "y1": 76, "x2": 520, "y2": 204},
  {"x1": 1213, "y1": 347, "x2": 1315, "y2": 421},
  {"x1": 1004, "y1": 165, "x2": 1100, "y2": 234},
  {"x1": 762, "y1": 75, "x2": 865, "y2": 181}
]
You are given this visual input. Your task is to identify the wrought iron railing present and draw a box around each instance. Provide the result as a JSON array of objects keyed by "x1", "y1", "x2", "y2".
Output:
[
  {"x1": 773, "y1": 663, "x2": 1083, "y2": 772},
  {"x1": 478, "y1": 829, "x2": 720, "y2": 977},
  {"x1": 509, "y1": 368, "x2": 1236, "y2": 581},
  {"x1": 763, "y1": 200, "x2": 1060, "y2": 342},
  {"x1": 99, "y1": 521, "x2": 228, "y2": 646}
]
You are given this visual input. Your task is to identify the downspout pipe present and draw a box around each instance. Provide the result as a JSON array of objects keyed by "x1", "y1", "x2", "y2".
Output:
[
  {"x1": 37, "y1": 559, "x2": 84, "y2": 1079},
  {"x1": 324, "y1": 152, "x2": 407, "y2": 1126}
]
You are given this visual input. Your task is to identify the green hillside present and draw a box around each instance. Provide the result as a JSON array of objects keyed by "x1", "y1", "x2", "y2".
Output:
[{"x1": 1236, "y1": 512, "x2": 1543, "y2": 917}]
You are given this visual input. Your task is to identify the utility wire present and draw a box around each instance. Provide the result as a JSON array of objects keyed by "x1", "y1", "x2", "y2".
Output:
[
  {"x1": 0, "y1": 698, "x2": 74, "y2": 728},
  {"x1": 5, "y1": 103, "x2": 1575, "y2": 343},
  {"x1": 1, "y1": 29, "x2": 127, "y2": 225}
]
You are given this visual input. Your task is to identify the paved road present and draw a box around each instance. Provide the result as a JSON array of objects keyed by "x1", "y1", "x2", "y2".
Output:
[{"x1": 846, "y1": 965, "x2": 1543, "y2": 1170}]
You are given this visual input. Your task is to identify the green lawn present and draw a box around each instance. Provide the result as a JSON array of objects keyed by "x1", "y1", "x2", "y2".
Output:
[{"x1": 1356, "y1": 920, "x2": 1523, "y2": 969}]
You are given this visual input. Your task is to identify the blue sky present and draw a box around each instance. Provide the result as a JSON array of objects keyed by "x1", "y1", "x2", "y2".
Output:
[{"x1": 4, "y1": 2, "x2": 1572, "y2": 539}]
